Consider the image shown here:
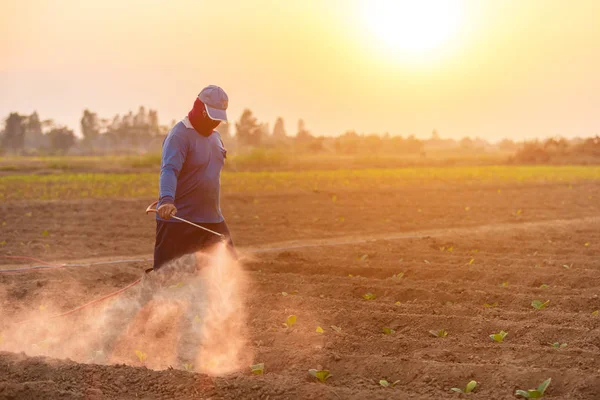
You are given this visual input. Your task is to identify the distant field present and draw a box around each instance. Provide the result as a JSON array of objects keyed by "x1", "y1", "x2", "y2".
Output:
[
  {"x1": 1, "y1": 165, "x2": 600, "y2": 201},
  {"x1": 0, "y1": 151, "x2": 512, "y2": 174}
]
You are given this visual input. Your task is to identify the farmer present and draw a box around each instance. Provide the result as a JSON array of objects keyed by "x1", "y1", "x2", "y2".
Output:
[
  {"x1": 153, "y1": 84, "x2": 234, "y2": 269},
  {"x1": 93, "y1": 86, "x2": 234, "y2": 366}
]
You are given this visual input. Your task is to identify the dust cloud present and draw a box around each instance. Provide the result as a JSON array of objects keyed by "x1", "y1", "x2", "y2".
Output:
[{"x1": 0, "y1": 242, "x2": 252, "y2": 376}]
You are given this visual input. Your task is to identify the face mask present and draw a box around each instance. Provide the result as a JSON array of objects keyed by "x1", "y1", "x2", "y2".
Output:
[{"x1": 188, "y1": 98, "x2": 220, "y2": 137}]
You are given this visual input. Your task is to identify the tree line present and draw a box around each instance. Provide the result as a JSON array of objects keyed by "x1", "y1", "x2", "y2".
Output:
[{"x1": 1, "y1": 107, "x2": 599, "y2": 163}]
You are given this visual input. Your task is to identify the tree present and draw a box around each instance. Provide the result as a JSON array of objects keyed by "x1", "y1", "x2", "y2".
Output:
[
  {"x1": 148, "y1": 109, "x2": 160, "y2": 136},
  {"x1": 296, "y1": 119, "x2": 312, "y2": 141},
  {"x1": 273, "y1": 117, "x2": 286, "y2": 138},
  {"x1": 81, "y1": 109, "x2": 101, "y2": 149},
  {"x1": 47, "y1": 126, "x2": 76, "y2": 154},
  {"x1": 24, "y1": 111, "x2": 44, "y2": 150},
  {"x1": 235, "y1": 109, "x2": 262, "y2": 146},
  {"x1": 2, "y1": 113, "x2": 26, "y2": 153},
  {"x1": 216, "y1": 121, "x2": 230, "y2": 138}
]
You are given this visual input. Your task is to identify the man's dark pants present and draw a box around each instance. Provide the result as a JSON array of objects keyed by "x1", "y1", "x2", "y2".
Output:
[{"x1": 153, "y1": 219, "x2": 234, "y2": 271}]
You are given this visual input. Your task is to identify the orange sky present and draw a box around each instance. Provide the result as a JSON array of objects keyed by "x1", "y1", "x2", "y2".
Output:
[{"x1": 1, "y1": 0, "x2": 599, "y2": 140}]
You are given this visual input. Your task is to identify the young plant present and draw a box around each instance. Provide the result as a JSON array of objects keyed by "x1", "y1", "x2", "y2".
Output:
[
  {"x1": 316, "y1": 326, "x2": 324, "y2": 333},
  {"x1": 283, "y1": 315, "x2": 297, "y2": 328},
  {"x1": 382, "y1": 327, "x2": 395, "y2": 335},
  {"x1": 183, "y1": 363, "x2": 194, "y2": 371},
  {"x1": 531, "y1": 300, "x2": 550, "y2": 310},
  {"x1": 391, "y1": 272, "x2": 404, "y2": 280},
  {"x1": 134, "y1": 350, "x2": 147, "y2": 363},
  {"x1": 549, "y1": 342, "x2": 567, "y2": 349},
  {"x1": 539, "y1": 284, "x2": 549, "y2": 289},
  {"x1": 250, "y1": 363, "x2": 265, "y2": 375},
  {"x1": 490, "y1": 330, "x2": 508, "y2": 343},
  {"x1": 363, "y1": 293, "x2": 376, "y2": 300},
  {"x1": 498, "y1": 282, "x2": 509, "y2": 287},
  {"x1": 331, "y1": 325, "x2": 342, "y2": 334},
  {"x1": 451, "y1": 380, "x2": 477, "y2": 394},
  {"x1": 515, "y1": 378, "x2": 551, "y2": 398},
  {"x1": 309, "y1": 369, "x2": 332, "y2": 383},
  {"x1": 483, "y1": 302, "x2": 499, "y2": 308},
  {"x1": 429, "y1": 329, "x2": 448, "y2": 338},
  {"x1": 379, "y1": 379, "x2": 400, "y2": 387},
  {"x1": 592, "y1": 310, "x2": 599, "y2": 316}
]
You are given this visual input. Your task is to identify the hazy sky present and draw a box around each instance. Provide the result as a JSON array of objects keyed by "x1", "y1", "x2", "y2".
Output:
[{"x1": 1, "y1": 0, "x2": 599, "y2": 140}]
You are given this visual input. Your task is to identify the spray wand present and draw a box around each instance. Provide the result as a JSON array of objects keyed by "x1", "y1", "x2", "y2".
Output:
[{"x1": 145, "y1": 201, "x2": 224, "y2": 239}]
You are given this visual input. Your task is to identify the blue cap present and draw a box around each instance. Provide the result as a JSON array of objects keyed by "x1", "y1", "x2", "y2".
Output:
[{"x1": 198, "y1": 85, "x2": 229, "y2": 122}]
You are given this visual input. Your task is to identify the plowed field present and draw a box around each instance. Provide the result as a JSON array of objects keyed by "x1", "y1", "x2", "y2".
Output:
[{"x1": 1, "y1": 176, "x2": 599, "y2": 399}]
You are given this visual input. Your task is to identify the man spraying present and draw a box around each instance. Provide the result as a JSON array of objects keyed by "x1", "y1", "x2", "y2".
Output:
[
  {"x1": 94, "y1": 85, "x2": 236, "y2": 366},
  {"x1": 154, "y1": 84, "x2": 234, "y2": 269}
]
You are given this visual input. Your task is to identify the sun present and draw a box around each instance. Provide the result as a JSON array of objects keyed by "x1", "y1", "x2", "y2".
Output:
[{"x1": 362, "y1": 0, "x2": 464, "y2": 54}]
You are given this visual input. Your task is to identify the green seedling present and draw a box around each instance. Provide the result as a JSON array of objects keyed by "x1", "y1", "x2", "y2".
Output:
[
  {"x1": 483, "y1": 302, "x2": 499, "y2": 308},
  {"x1": 348, "y1": 274, "x2": 360, "y2": 278},
  {"x1": 193, "y1": 315, "x2": 202, "y2": 324},
  {"x1": 499, "y1": 282, "x2": 509, "y2": 287},
  {"x1": 391, "y1": 272, "x2": 404, "y2": 280},
  {"x1": 168, "y1": 282, "x2": 184, "y2": 289},
  {"x1": 382, "y1": 327, "x2": 395, "y2": 335},
  {"x1": 549, "y1": 342, "x2": 567, "y2": 349},
  {"x1": 592, "y1": 310, "x2": 599, "y2": 316},
  {"x1": 490, "y1": 330, "x2": 508, "y2": 343},
  {"x1": 183, "y1": 363, "x2": 194, "y2": 371},
  {"x1": 42, "y1": 230, "x2": 49, "y2": 237},
  {"x1": 429, "y1": 329, "x2": 448, "y2": 338},
  {"x1": 250, "y1": 363, "x2": 264, "y2": 375},
  {"x1": 451, "y1": 380, "x2": 477, "y2": 393},
  {"x1": 539, "y1": 284, "x2": 549, "y2": 289},
  {"x1": 531, "y1": 300, "x2": 550, "y2": 310},
  {"x1": 283, "y1": 315, "x2": 297, "y2": 328},
  {"x1": 515, "y1": 378, "x2": 551, "y2": 398},
  {"x1": 467, "y1": 258, "x2": 475, "y2": 265},
  {"x1": 379, "y1": 379, "x2": 400, "y2": 387},
  {"x1": 395, "y1": 301, "x2": 401, "y2": 305},
  {"x1": 363, "y1": 293, "x2": 376, "y2": 300},
  {"x1": 316, "y1": 326, "x2": 324, "y2": 333},
  {"x1": 309, "y1": 369, "x2": 332, "y2": 383},
  {"x1": 331, "y1": 325, "x2": 342, "y2": 333},
  {"x1": 563, "y1": 264, "x2": 572, "y2": 269},
  {"x1": 134, "y1": 350, "x2": 147, "y2": 363}
]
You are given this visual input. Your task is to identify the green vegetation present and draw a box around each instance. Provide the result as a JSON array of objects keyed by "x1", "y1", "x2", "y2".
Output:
[
  {"x1": 134, "y1": 350, "x2": 147, "y2": 363},
  {"x1": 382, "y1": 327, "x2": 395, "y2": 335},
  {"x1": 3, "y1": 165, "x2": 600, "y2": 201},
  {"x1": 309, "y1": 369, "x2": 332, "y2": 383},
  {"x1": 515, "y1": 378, "x2": 551, "y2": 398},
  {"x1": 283, "y1": 315, "x2": 297, "y2": 328},
  {"x1": 549, "y1": 342, "x2": 567, "y2": 349},
  {"x1": 451, "y1": 380, "x2": 477, "y2": 394},
  {"x1": 429, "y1": 329, "x2": 448, "y2": 338},
  {"x1": 379, "y1": 379, "x2": 400, "y2": 387},
  {"x1": 531, "y1": 300, "x2": 550, "y2": 310},
  {"x1": 250, "y1": 363, "x2": 265, "y2": 375},
  {"x1": 490, "y1": 330, "x2": 508, "y2": 343},
  {"x1": 362, "y1": 293, "x2": 376, "y2": 300}
]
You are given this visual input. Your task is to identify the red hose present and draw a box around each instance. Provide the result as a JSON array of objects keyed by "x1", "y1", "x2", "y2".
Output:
[{"x1": 16, "y1": 278, "x2": 142, "y2": 325}]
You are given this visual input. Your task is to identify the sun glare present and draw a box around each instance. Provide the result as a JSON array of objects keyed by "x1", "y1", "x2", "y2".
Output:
[{"x1": 362, "y1": 0, "x2": 464, "y2": 55}]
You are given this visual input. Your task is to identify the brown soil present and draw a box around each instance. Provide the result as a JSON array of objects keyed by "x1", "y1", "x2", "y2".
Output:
[{"x1": 1, "y1": 182, "x2": 600, "y2": 399}]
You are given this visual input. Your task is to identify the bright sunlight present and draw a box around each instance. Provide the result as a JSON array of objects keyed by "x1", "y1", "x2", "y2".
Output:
[{"x1": 362, "y1": 0, "x2": 465, "y2": 54}]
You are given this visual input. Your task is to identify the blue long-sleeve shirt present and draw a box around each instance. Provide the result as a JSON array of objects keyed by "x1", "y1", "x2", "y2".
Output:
[{"x1": 157, "y1": 116, "x2": 226, "y2": 223}]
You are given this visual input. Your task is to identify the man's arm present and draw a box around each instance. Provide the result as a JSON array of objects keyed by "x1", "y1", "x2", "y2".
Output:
[{"x1": 158, "y1": 132, "x2": 187, "y2": 219}]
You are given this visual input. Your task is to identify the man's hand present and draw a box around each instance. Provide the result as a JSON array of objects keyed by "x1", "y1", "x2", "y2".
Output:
[{"x1": 158, "y1": 203, "x2": 177, "y2": 219}]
